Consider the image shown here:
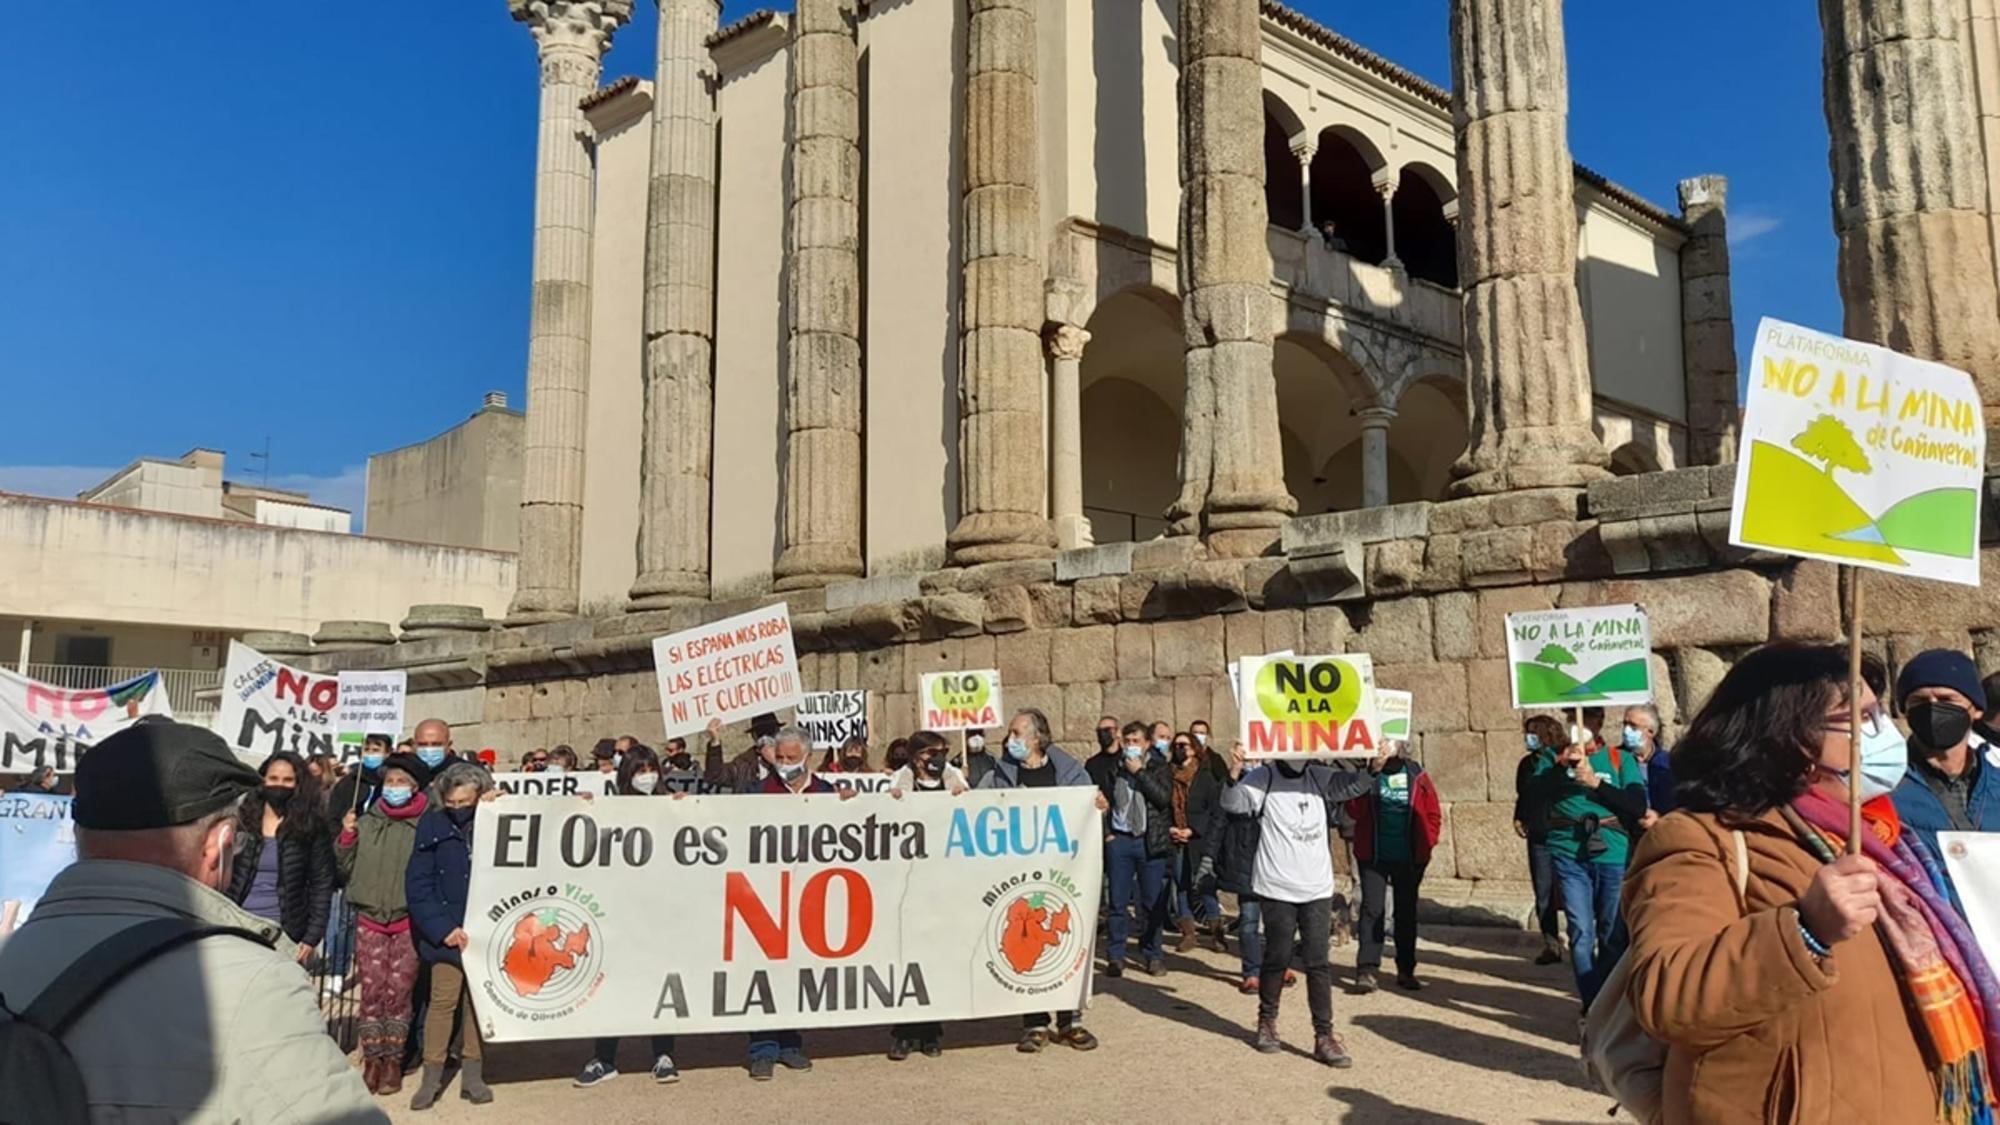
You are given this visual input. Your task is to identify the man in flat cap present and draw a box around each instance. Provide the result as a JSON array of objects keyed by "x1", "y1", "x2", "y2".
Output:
[{"x1": 0, "y1": 717, "x2": 384, "y2": 1123}]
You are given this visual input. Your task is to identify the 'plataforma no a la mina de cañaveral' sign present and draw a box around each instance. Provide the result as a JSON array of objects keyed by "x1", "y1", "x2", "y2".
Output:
[{"x1": 1504, "y1": 605, "x2": 1653, "y2": 710}]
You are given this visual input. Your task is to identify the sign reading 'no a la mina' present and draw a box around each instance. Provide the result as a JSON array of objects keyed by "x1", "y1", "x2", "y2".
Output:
[
  {"x1": 1504, "y1": 605, "x2": 1653, "y2": 710},
  {"x1": 919, "y1": 671, "x2": 1003, "y2": 732},
  {"x1": 1235, "y1": 653, "x2": 1380, "y2": 760}
]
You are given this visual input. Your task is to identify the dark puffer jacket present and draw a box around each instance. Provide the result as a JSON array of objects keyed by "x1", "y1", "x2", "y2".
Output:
[
  {"x1": 406, "y1": 806, "x2": 475, "y2": 966},
  {"x1": 227, "y1": 827, "x2": 338, "y2": 947},
  {"x1": 1103, "y1": 753, "x2": 1176, "y2": 860}
]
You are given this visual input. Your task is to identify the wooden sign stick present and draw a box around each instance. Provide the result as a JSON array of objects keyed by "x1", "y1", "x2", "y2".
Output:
[{"x1": 1847, "y1": 565, "x2": 1866, "y2": 856}]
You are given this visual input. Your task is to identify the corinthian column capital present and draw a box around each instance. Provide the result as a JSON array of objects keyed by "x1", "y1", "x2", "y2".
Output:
[
  {"x1": 1046, "y1": 323, "x2": 1092, "y2": 362},
  {"x1": 510, "y1": 0, "x2": 631, "y2": 77}
]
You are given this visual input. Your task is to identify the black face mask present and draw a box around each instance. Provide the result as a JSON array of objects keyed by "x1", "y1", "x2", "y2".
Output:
[
  {"x1": 447, "y1": 805, "x2": 477, "y2": 829},
  {"x1": 668, "y1": 753, "x2": 694, "y2": 771},
  {"x1": 920, "y1": 756, "x2": 946, "y2": 777},
  {"x1": 1275, "y1": 760, "x2": 1307, "y2": 779},
  {"x1": 1096, "y1": 729, "x2": 1115, "y2": 751},
  {"x1": 262, "y1": 785, "x2": 295, "y2": 811},
  {"x1": 1908, "y1": 701, "x2": 1975, "y2": 755},
  {"x1": 842, "y1": 757, "x2": 866, "y2": 772},
  {"x1": 1171, "y1": 745, "x2": 1189, "y2": 764}
]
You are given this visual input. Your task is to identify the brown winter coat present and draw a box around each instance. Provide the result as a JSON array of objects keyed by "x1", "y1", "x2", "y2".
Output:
[{"x1": 1622, "y1": 808, "x2": 1938, "y2": 1124}]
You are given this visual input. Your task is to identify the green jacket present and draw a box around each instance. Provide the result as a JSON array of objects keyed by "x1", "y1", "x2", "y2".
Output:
[
  {"x1": 336, "y1": 800, "x2": 422, "y2": 924},
  {"x1": 1532, "y1": 743, "x2": 1647, "y2": 866},
  {"x1": 0, "y1": 860, "x2": 384, "y2": 1124}
]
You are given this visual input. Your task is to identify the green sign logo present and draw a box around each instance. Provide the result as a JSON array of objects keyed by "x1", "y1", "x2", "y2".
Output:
[{"x1": 929, "y1": 673, "x2": 991, "y2": 713}]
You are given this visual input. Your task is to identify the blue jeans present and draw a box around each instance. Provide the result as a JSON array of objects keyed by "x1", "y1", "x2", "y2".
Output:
[
  {"x1": 1105, "y1": 833, "x2": 1169, "y2": 964},
  {"x1": 1550, "y1": 852, "x2": 1623, "y2": 1009},
  {"x1": 747, "y1": 1030, "x2": 802, "y2": 1061},
  {"x1": 1237, "y1": 897, "x2": 1265, "y2": 979}
]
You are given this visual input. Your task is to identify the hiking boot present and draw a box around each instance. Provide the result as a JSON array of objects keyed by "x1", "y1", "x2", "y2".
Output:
[
  {"x1": 1396, "y1": 973, "x2": 1423, "y2": 992},
  {"x1": 1314, "y1": 1031, "x2": 1353, "y2": 1068},
  {"x1": 1354, "y1": 970, "x2": 1379, "y2": 994},
  {"x1": 1176, "y1": 917, "x2": 1199, "y2": 952},
  {"x1": 573, "y1": 1059, "x2": 618, "y2": 1089},
  {"x1": 1016, "y1": 1028, "x2": 1048, "y2": 1053},
  {"x1": 888, "y1": 1037, "x2": 913, "y2": 1062},
  {"x1": 458, "y1": 1059, "x2": 492, "y2": 1105},
  {"x1": 1207, "y1": 920, "x2": 1230, "y2": 954},
  {"x1": 1535, "y1": 935, "x2": 1564, "y2": 965},
  {"x1": 409, "y1": 1065, "x2": 445, "y2": 1112},
  {"x1": 377, "y1": 1062, "x2": 403, "y2": 1096},
  {"x1": 1103, "y1": 960, "x2": 1124, "y2": 979},
  {"x1": 1145, "y1": 957, "x2": 1167, "y2": 978},
  {"x1": 1253, "y1": 1018, "x2": 1282, "y2": 1054},
  {"x1": 651, "y1": 1055, "x2": 680, "y2": 1083}
]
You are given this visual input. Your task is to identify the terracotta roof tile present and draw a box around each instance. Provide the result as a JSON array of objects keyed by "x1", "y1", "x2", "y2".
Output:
[
  {"x1": 580, "y1": 74, "x2": 640, "y2": 112},
  {"x1": 707, "y1": 8, "x2": 776, "y2": 49}
]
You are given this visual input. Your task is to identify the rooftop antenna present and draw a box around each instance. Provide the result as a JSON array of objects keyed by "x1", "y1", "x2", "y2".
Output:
[{"x1": 245, "y1": 437, "x2": 271, "y2": 486}]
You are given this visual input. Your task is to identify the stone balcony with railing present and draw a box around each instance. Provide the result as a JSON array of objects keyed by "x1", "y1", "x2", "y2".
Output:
[{"x1": 1266, "y1": 225, "x2": 1463, "y2": 348}]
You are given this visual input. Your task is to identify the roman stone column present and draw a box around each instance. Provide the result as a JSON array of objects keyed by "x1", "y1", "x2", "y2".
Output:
[
  {"x1": 947, "y1": 0, "x2": 1056, "y2": 564},
  {"x1": 1448, "y1": 0, "x2": 1608, "y2": 496},
  {"x1": 1356, "y1": 404, "x2": 1396, "y2": 507},
  {"x1": 1293, "y1": 139, "x2": 1316, "y2": 234},
  {"x1": 1822, "y1": 0, "x2": 2000, "y2": 436},
  {"x1": 1966, "y1": 0, "x2": 2000, "y2": 295},
  {"x1": 774, "y1": 0, "x2": 865, "y2": 590},
  {"x1": 1167, "y1": 0, "x2": 1297, "y2": 556},
  {"x1": 1377, "y1": 179, "x2": 1403, "y2": 270},
  {"x1": 1047, "y1": 323, "x2": 1092, "y2": 550},
  {"x1": 506, "y1": 0, "x2": 631, "y2": 623},
  {"x1": 627, "y1": 0, "x2": 722, "y2": 610},
  {"x1": 1678, "y1": 175, "x2": 1740, "y2": 465}
]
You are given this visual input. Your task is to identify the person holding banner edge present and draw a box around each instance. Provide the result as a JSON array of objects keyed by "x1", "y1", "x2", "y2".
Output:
[
  {"x1": 884, "y1": 730, "x2": 959, "y2": 1060},
  {"x1": 406, "y1": 762, "x2": 497, "y2": 1111},
  {"x1": 979, "y1": 707, "x2": 1108, "y2": 1053}
]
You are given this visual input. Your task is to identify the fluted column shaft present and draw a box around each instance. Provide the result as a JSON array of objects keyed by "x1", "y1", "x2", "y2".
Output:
[
  {"x1": 948, "y1": 0, "x2": 1055, "y2": 565},
  {"x1": 628, "y1": 0, "x2": 722, "y2": 610},
  {"x1": 1448, "y1": 0, "x2": 1608, "y2": 497},
  {"x1": 507, "y1": 0, "x2": 630, "y2": 623},
  {"x1": 1678, "y1": 175, "x2": 1740, "y2": 465},
  {"x1": 1168, "y1": 0, "x2": 1297, "y2": 556},
  {"x1": 1822, "y1": 0, "x2": 2000, "y2": 437},
  {"x1": 774, "y1": 0, "x2": 866, "y2": 589}
]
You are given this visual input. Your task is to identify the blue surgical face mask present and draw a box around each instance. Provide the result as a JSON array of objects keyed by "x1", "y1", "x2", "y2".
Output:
[
  {"x1": 775, "y1": 761, "x2": 807, "y2": 784},
  {"x1": 1524, "y1": 733, "x2": 1542, "y2": 752},
  {"x1": 1621, "y1": 725, "x2": 1644, "y2": 751},
  {"x1": 1152, "y1": 738, "x2": 1169, "y2": 754},
  {"x1": 361, "y1": 752, "x2": 386, "y2": 771},
  {"x1": 380, "y1": 785, "x2": 415, "y2": 808},
  {"x1": 1122, "y1": 746, "x2": 1145, "y2": 761},
  {"x1": 1005, "y1": 737, "x2": 1029, "y2": 762},
  {"x1": 1826, "y1": 718, "x2": 1909, "y2": 802},
  {"x1": 416, "y1": 748, "x2": 447, "y2": 769}
]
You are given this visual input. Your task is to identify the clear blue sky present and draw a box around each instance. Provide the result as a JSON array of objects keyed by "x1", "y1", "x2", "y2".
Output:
[{"x1": 0, "y1": 2, "x2": 1833, "y2": 514}]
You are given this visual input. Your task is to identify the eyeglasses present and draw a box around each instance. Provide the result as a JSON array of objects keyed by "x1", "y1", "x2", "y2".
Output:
[{"x1": 1824, "y1": 705, "x2": 1887, "y2": 737}]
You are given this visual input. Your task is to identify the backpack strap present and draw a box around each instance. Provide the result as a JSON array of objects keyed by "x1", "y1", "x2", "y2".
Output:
[{"x1": 20, "y1": 918, "x2": 270, "y2": 1037}]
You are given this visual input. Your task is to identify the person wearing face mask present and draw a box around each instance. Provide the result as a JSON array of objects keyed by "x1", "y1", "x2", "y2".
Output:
[
  {"x1": 1890, "y1": 650, "x2": 2000, "y2": 906},
  {"x1": 1220, "y1": 744, "x2": 1382, "y2": 1066},
  {"x1": 963, "y1": 728, "x2": 996, "y2": 787},
  {"x1": 548, "y1": 744, "x2": 580, "y2": 774},
  {"x1": 1621, "y1": 703, "x2": 1675, "y2": 828},
  {"x1": 228, "y1": 752, "x2": 336, "y2": 969},
  {"x1": 705, "y1": 713, "x2": 783, "y2": 792},
  {"x1": 1524, "y1": 713, "x2": 1645, "y2": 1011},
  {"x1": 1345, "y1": 740, "x2": 1442, "y2": 992},
  {"x1": 1513, "y1": 723, "x2": 1565, "y2": 965},
  {"x1": 1623, "y1": 642, "x2": 1998, "y2": 1124},
  {"x1": 0, "y1": 718, "x2": 385, "y2": 1122},
  {"x1": 1169, "y1": 731, "x2": 1227, "y2": 953},
  {"x1": 881, "y1": 731, "x2": 963, "y2": 1060},
  {"x1": 336, "y1": 751, "x2": 435, "y2": 1094},
  {"x1": 1098, "y1": 722, "x2": 1176, "y2": 978},
  {"x1": 663, "y1": 736, "x2": 695, "y2": 773},
  {"x1": 406, "y1": 763, "x2": 498, "y2": 1110},
  {"x1": 822, "y1": 735, "x2": 871, "y2": 774},
  {"x1": 979, "y1": 708, "x2": 1109, "y2": 1053},
  {"x1": 573, "y1": 746, "x2": 683, "y2": 1088},
  {"x1": 412, "y1": 718, "x2": 457, "y2": 774},
  {"x1": 328, "y1": 732, "x2": 395, "y2": 836},
  {"x1": 592, "y1": 738, "x2": 620, "y2": 774}
]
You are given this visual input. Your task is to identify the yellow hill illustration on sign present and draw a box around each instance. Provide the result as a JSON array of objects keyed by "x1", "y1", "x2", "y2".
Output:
[{"x1": 1730, "y1": 318, "x2": 1986, "y2": 587}]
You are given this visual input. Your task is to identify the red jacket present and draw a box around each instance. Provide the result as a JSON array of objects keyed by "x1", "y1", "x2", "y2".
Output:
[{"x1": 1345, "y1": 762, "x2": 1444, "y2": 866}]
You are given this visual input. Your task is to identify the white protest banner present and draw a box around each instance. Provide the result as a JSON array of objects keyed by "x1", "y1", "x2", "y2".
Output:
[
  {"x1": 217, "y1": 641, "x2": 339, "y2": 763},
  {"x1": 653, "y1": 604, "x2": 802, "y2": 740},
  {"x1": 1235, "y1": 653, "x2": 1379, "y2": 760},
  {"x1": 335, "y1": 670, "x2": 407, "y2": 761},
  {"x1": 1377, "y1": 689, "x2": 1412, "y2": 744},
  {"x1": 462, "y1": 788, "x2": 1103, "y2": 1041},
  {"x1": 491, "y1": 771, "x2": 619, "y2": 799},
  {"x1": 1504, "y1": 605, "x2": 1653, "y2": 710},
  {"x1": 0, "y1": 668, "x2": 175, "y2": 774},
  {"x1": 0, "y1": 792, "x2": 75, "y2": 934},
  {"x1": 661, "y1": 770, "x2": 733, "y2": 795},
  {"x1": 1228, "y1": 651, "x2": 1294, "y2": 708},
  {"x1": 797, "y1": 691, "x2": 867, "y2": 750},
  {"x1": 919, "y1": 670, "x2": 1003, "y2": 732},
  {"x1": 1731, "y1": 317, "x2": 1986, "y2": 586},
  {"x1": 826, "y1": 772, "x2": 895, "y2": 795},
  {"x1": 1941, "y1": 833, "x2": 2000, "y2": 968}
]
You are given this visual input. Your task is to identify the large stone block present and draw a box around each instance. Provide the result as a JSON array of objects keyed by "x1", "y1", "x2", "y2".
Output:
[
  {"x1": 1420, "y1": 731, "x2": 1490, "y2": 804},
  {"x1": 1772, "y1": 560, "x2": 1841, "y2": 642},
  {"x1": 1350, "y1": 596, "x2": 1433, "y2": 665},
  {"x1": 1055, "y1": 542, "x2": 1133, "y2": 582},
  {"x1": 1050, "y1": 625, "x2": 1116, "y2": 683},
  {"x1": 1484, "y1": 731, "x2": 1528, "y2": 806},
  {"x1": 1224, "y1": 610, "x2": 1267, "y2": 661},
  {"x1": 1477, "y1": 586, "x2": 1558, "y2": 658},
  {"x1": 1062, "y1": 681, "x2": 1103, "y2": 741},
  {"x1": 1375, "y1": 662, "x2": 1470, "y2": 734},
  {"x1": 1119, "y1": 573, "x2": 1161, "y2": 620},
  {"x1": 1262, "y1": 608, "x2": 1303, "y2": 655},
  {"x1": 1175, "y1": 677, "x2": 1221, "y2": 731},
  {"x1": 1366, "y1": 539, "x2": 1426, "y2": 597},
  {"x1": 1451, "y1": 801, "x2": 1531, "y2": 881},
  {"x1": 1433, "y1": 591, "x2": 1477, "y2": 660},
  {"x1": 996, "y1": 629, "x2": 1052, "y2": 686},
  {"x1": 1025, "y1": 584, "x2": 1073, "y2": 630},
  {"x1": 983, "y1": 585, "x2": 1034, "y2": 634},
  {"x1": 1154, "y1": 616, "x2": 1226, "y2": 677},
  {"x1": 958, "y1": 634, "x2": 997, "y2": 673},
  {"x1": 1284, "y1": 503, "x2": 1432, "y2": 550},
  {"x1": 1008, "y1": 682, "x2": 1065, "y2": 738},
  {"x1": 858, "y1": 645, "x2": 904, "y2": 694},
  {"x1": 1102, "y1": 678, "x2": 1176, "y2": 731},
  {"x1": 1467, "y1": 658, "x2": 1518, "y2": 731},
  {"x1": 1074, "y1": 577, "x2": 1122, "y2": 624},
  {"x1": 1460, "y1": 527, "x2": 1537, "y2": 587},
  {"x1": 490, "y1": 684, "x2": 530, "y2": 722},
  {"x1": 1302, "y1": 605, "x2": 1349, "y2": 654},
  {"x1": 903, "y1": 638, "x2": 967, "y2": 692},
  {"x1": 1864, "y1": 554, "x2": 2000, "y2": 634},
  {"x1": 1607, "y1": 570, "x2": 1771, "y2": 649},
  {"x1": 1115, "y1": 623, "x2": 1154, "y2": 679},
  {"x1": 920, "y1": 594, "x2": 986, "y2": 638},
  {"x1": 1673, "y1": 647, "x2": 1730, "y2": 718}
]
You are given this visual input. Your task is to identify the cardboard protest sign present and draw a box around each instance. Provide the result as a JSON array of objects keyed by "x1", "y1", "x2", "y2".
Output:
[
  {"x1": 797, "y1": 691, "x2": 867, "y2": 750},
  {"x1": 1235, "y1": 653, "x2": 1379, "y2": 759},
  {"x1": 920, "y1": 670, "x2": 1003, "y2": 732},
  {"x1": 0, "y1": 668, "x2": 175, "y2": 774},
  {"x1": 1377, "y1": 689, "x2": 1413, "y2": 743},
  {"x1": 462, "y1": 789, "x2": 1103, "y2": 1041},
  {"x1": 1731, "y1": 317, "x2": 1986, "y2": 586},
  {"x1": 1941, "y1": 832, "x2": 2000, "y2": 967},
  {"x1": 491, "y1": 771, "x2": 620, "y2": 799},
  {"x1": 217, "y1": 641, "x2": 339, "y2": 763},
  {"x1": 0, "y1": 792, "x2": 75, "y2": 935},
  {"x1": 653, "y1": 604, "x2": 803, "y2": 740},
  {"x1": 1505, "y1": 605, "x2": 1653, "y2": 709},
  {"x1": 1227, "y1": 651, "x2": 1294, "y2": 708},
  {"x1": 335, "y1": 671, "x2": 407, "y2": 760}
]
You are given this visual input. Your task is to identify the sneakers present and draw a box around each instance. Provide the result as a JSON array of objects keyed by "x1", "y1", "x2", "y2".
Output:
[
  {"x1": 651, "y1": 1054, "x2": 680, "y2": 1084},
  {"x1": 748, "y1": 1056, "x2": 775, "y2": 1081},
  {"x1": 1103, "y1": 960, "x2": 1125, "y2": 979},
  {"x1": 920, "y1": 1035, "x2": 943, "y2": 1058},
  {"x1": 1054, "y1": 1025, "x2": 1099, "y2": 1051},
  {"x1": 1145, "y1": 957, "x2": 1167, "y2": 978},
  {"x1": 1354, "y1": 970, "x2": 1380, "y2": 994},
  {"x1": 1314, "y1": 1031, "x2": 1354, "y2": 1068},
  {"x1": 888, "y1": 1037, "x2": 913, "y2": 1062},
  {"x1": 1253, "y1": 1018, "x2": 1282, "y2": 1054},
  {"x1": 1396, "y1": 973, "x2": 1423, "y2": 992},
  {"x1": 777, "y1": 1046, "x2": 813, "y2": 1072},
  {"x1": 1017, "y1": 1028, "x2": 1048, "y2": 1053},
  {"x1": 574, "y1": 1059, "x2": 618, "y2": 1089}
]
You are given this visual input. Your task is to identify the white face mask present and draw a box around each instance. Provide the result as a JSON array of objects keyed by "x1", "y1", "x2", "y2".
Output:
[{"x1": 630, "y1": 772, "x2": 659, "y2": 794}]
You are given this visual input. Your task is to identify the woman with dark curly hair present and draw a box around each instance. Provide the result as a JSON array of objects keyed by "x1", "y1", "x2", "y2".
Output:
[
  {"x1": 228, "y1": 751, "x2": 337, "y2": 965},
  {"x1": 1622, "y1": 641, "x2": 2000, "y2": 1122}
]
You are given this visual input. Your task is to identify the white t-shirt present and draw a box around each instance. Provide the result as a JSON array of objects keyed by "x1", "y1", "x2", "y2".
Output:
[{"x1": 1225, "y1": 764, "x2": 1335, "y2": 904}]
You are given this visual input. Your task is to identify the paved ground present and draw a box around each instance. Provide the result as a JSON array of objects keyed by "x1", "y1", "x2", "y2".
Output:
[{"x1": 368, "y1": 926, "x2": 1619, "y2": 1124}]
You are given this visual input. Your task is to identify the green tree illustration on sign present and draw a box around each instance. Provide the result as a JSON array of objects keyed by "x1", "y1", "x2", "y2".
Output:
[
  {"x1": 1534, "y1": 644, "x2": 1576, "y2": 671},
  {"x1": 1790, "y1": 414, "x2": 1872, "y2": 480}
]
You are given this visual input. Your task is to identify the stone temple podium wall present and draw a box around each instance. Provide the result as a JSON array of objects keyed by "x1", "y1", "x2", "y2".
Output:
[{"x1": 299, "y1": 463, "x2": 2000, "y2": 919}]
